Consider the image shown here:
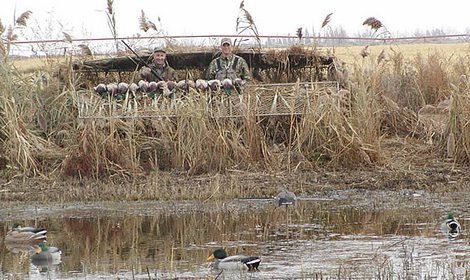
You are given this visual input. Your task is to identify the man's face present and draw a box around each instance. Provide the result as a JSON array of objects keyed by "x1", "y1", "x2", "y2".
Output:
[
  {"x1": 221, "y1": 43, "x2": 232, "y2": 56},
  {"x1": 152, "y1": 51, "x2": 166, "y2": 66}
]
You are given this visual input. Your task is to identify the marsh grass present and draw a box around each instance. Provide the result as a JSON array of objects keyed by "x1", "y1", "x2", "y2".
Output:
[{"x1": 1, "y1": 31, "x2": 470, "y2": 191}]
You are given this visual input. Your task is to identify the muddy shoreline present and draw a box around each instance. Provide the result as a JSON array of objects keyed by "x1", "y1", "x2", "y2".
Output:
[{"x1": 0, "y1": 137, "x2": 469, "y2": 202}]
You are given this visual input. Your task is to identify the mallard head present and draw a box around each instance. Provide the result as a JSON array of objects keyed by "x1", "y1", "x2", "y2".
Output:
[
  {"x1": 447, "y1": 212, "x2": 455, "y2": 220},
  {"x1": 35, "y1": 242, "x2": 48, "y2": 253},
  {"x1": 207, "y1": 248, "x2": 228, "y2": 261}
]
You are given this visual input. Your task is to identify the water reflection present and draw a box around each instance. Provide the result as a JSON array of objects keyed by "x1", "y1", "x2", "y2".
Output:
[{"x1": 0, "y1": 190, "x2": 469, "y2": 279}]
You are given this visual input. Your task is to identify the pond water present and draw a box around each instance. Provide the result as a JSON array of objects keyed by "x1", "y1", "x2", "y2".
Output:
[{"x1": 0, "y1": 189, "x2": 469, "y2": 279}]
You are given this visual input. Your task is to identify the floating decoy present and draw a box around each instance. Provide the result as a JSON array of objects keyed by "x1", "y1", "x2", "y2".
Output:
[
  {"x1": 4, "y1": 224, "x2": 47, "y2": 245},
  {"x1": 441, "y1": 212, "x2": 461, "y2": 238},
  {"x1": 208, "y1": 79, "x2": 221, "y2": 91},
  {"x1": 274, "y1": 188, "x2": 297, "y2": 207},
  {"x1": 30, "y1": 242, "x2": 62, "y2": 266},
  {"x1": 207, "y1": 248, "x2": 260, "y2": 271}
]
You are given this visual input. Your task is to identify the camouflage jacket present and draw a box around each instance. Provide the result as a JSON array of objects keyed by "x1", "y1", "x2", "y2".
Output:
[
  {"x1": 206, "y1": 54, "x2": 251, "y2": 81},
  {"x1": 139, "y1": 63, "x2": 178, "y2": 82}
]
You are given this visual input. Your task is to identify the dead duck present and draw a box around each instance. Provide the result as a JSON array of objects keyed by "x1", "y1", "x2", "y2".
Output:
[
  {"x1": 195, "y1": 79, "x2": 208, "y2": 91},
  {"x1": 4, "y1": 224, "x2": 47, "y2": 245},
  {"x1": 441, "y1": 213, "x2": 461, "y2": 238},
  {"x1": 208, "y1": 79, "x2": 221, "y2": 91},
  {"x1": 138, "y1": 80, "x2": 149, "y2": 92},
  {"x1": 31, "y1": 242, "x2": 62, "y2": 266},
  {"x1": 207, "y1": 248, "x2": 260, "y2": 271},
  {"x1": 93, "y1": 83, "x2": 107, "y2": 94}
]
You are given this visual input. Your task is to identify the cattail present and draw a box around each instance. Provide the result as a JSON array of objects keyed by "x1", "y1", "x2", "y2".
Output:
[
  {"x1": 377, "y1": 49, "x2": 385, "y2": 63},
  {"x1": 360, "y1": 46, "x2": 370, "y2": 58},
  {"x1": 16, "y1": 11, "x2": 32, "y2": 27},
  {"x1": 363, "y1": 17, "x2": 383, "y2": 31},
  {"x1": 78, "y1": 44, "x2": 92, "y2": 56},
  {"x1": 296, "y1": 27, "x2": 303, "y2": 41},
  {"x1": 321, "y1": 13, "x2": 333, "y2": 29},
  {"x1": 0, "y1": 19, "x2": 5, "y2": 34},
  {"x1": 63, "y1": 32, "x2": 72, "y2": 43}
]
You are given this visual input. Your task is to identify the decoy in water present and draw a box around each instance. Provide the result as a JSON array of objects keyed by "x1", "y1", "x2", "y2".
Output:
[
  {"x1": 274, "y1": 188, "x2": 297, "y2": 208},
  {"x1": 30, "y1": 242, "x2": 62, "y2": 266},
  {"x1": 441, "y1": 212, "x2": 461, "y2": 238},
  {"x1": 4, "y1": 224, "x2": 47, "y2": 245},
  {"x1": 207, "y1": 248, "x2": 260, "y2": 271}
]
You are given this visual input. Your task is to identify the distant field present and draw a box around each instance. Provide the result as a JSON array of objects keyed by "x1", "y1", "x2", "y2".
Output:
[
  {"x1": 329, "y1": 42, "x2": 470, "y2": 63},
  {"x1": 10, "y1": 42, "x2": 470, "y2": 73}
]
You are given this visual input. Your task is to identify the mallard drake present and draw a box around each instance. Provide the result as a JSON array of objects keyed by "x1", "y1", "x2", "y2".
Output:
[
  {"x1": 31, "y1": 242, "x2": 62, "y2": 266},
  {"x1": 207, "y1": 248, "x2": 260, "y2": 271},
  {"x1": 441, "y1": 213, "x2": 461, "y2": 238},
  {"x1": 4, "y1": 224, "x2": 47, "y2": 245},
  {"x1": 274, "y1": 188, "x2": 297, "y2": 207}
]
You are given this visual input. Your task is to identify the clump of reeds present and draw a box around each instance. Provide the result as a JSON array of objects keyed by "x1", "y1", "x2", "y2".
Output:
[
  {"x1": 235, "y1": 1, "x2": 261, "y2": 50},
  {"x1": 444, "y1": 71, "x2": 470, "y2": 163},
  {"x1": 362, "y1": 17, "x2": 391, "y2": 38}
]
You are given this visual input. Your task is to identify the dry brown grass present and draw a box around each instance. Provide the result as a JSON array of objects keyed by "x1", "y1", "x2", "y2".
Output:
[{"x1": 1, "y1": 42, "x2": 470, "y2": 186}]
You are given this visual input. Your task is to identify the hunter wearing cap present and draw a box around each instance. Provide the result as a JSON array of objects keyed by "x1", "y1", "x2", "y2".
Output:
[
  {"x1": 139, "y1": 47, "x2": 178, "y2": 82},
  {"x1": 206, "y1": 38, "x2": 251, "y2": 82}
]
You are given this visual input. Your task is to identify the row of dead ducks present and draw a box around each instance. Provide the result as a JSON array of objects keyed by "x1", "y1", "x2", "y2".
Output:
[{"x1": 94, "y1": 78, "x2": 246, "y2": 98}]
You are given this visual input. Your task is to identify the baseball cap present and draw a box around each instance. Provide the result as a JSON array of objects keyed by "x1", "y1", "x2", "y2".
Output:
[
  {"x1": 153, "y1": 46, "x2": 166, "y2": 53},
  {"x1": 220, "y1": 38, "x2": 232, "y2": 46}
]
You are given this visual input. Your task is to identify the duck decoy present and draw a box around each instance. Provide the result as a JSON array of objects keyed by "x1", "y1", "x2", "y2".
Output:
[
  {"x1": 30, "y1": 242, "x2": 62, "y2": 266},
  {"x1": 207, "y1": 248, "x2": 260, "y2": 271},
  {"x1": 441, "y1": 212, "x2": 461, "y2": 238},
  {"x1": 274, "y1": 188, "x2": 297, "y2": 208},
  {"x1": 4, "y1": 224, "x2": 47, "y2": 245}
]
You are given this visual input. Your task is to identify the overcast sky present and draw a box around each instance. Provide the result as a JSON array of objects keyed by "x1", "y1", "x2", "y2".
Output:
[{"x1": 2, "y1": 0, "x2": 470, "y2": 39}]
